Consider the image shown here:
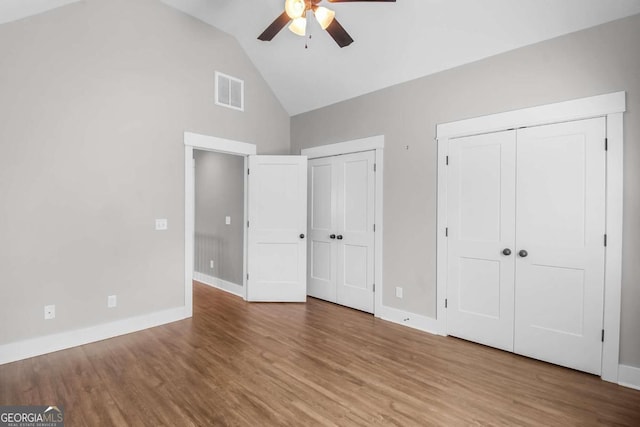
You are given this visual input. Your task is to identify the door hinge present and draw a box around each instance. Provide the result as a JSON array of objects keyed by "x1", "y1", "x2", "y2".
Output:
[
  {"x1": 247, "y1": 273, "x2": 249, "y2": 280},
  {"x1": 247, "y1": 221, "x2": 250, "y2": 228},
  {"x1": 373, "y1": 224, "x2": 376, "y2": 232},
  {"x1": 602, "y1": 329, "x2": 605, "y2": 342},
  {"x1": 446, "y1": 156, "x2": 449, "y2": 165},
  {"x1": 247, "y1": 168, "x2": 250, "y2": 175},
  {"x1": 445, "y1": 227, "x2": 449, "y2": 237},
  {"x1": 604, "y1": 234, "x2": 607, "y2": 247},
  {"x1": 373, "y1": 283, "x2": 375, "y2": 292},
  {"x1": 445, "y1": 298, "x2": 448, "y2": 309},
  {"x1": 605, "y1": 138, "x2": 608, "y2": 151},
  {"x1": 373, "y1": 163, "x2": 377, "y2": 172}
]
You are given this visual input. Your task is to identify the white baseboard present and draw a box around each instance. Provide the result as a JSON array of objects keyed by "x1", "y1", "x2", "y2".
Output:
[
  {"x1": 0, "y1": 306, "x2": 189, "y2": 365},
  {"x1": 376, "y1": 304, "x2": 440, "y2": 335},
  {"x1": 619, "y1": 364, "x2": 640, "y2": 390},
  {"x1": 193, "y1": 272, "x2": 244, "y2": 298}
]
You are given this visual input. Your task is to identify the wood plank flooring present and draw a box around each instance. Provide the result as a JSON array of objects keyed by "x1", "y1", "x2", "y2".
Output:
[{"x1": 1, "y1": 281, "x2": 639, "y2": 426}]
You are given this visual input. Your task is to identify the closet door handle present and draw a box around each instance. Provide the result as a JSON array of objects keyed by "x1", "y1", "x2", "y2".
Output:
[
  {"x1": 299, "y1": 234, "x2": 305, "y2": 239},
  {"x1": 502, "y1": 248, "x2": 512, "y2": 256},
  {"x1": 329, "y1": 234, "x2": 336, "y2": 239},
  {"x1": 518, "y1": 249, "x2": 528, "y2": 258},
  {"x1": 336, "y1": 235, "x2": 343, "y2": 240}
]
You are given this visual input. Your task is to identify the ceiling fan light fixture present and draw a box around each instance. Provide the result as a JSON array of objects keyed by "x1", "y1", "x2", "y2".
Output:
[
  {"x1": 288, "y1": 16, "x2": 307, "y2": 36},
  {"x1": 284, "y1": 0, "x2": 306, "y2": 19},
  {"x1": 314, "y1": 6, "x2": 335, "y2": 30}
]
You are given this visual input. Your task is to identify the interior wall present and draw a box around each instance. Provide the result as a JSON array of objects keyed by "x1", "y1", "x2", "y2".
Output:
[
  {"x1": 194, "y1": 150, "x2": 244, "y2": 285},
  {"x1": 0, "y1": 0, "x2": 289, "y2": 345},
  {"x1": 291, "y1": 13, "x2": 640, "y2": 367}
]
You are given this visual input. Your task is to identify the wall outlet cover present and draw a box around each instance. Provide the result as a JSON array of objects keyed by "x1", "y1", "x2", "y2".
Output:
[
  {"x1": 107, "y1": 295, "x2": 117, "y2": 308},
  {"x1": 44, "y1": 304, "x2": 55, "y2": 320}
]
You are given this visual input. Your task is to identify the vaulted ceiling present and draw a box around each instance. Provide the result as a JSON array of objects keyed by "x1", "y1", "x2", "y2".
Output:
[{"x1": 4, "y1": 0, "x2": 640, "y2": 115}]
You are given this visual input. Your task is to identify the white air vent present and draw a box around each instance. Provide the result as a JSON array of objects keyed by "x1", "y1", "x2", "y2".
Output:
[{"x1": 215, "y1": 71, "x2": 244, "y2": 111}]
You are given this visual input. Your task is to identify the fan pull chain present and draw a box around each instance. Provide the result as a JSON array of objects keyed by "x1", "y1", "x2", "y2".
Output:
[{"x1": 305, "y1": 34, "x2": 312, "y2": 49}]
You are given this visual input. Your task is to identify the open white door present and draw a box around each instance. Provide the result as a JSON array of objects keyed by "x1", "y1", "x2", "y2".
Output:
[{"x1": 247, "y1": 155, "x2": 308, "y2": 302}]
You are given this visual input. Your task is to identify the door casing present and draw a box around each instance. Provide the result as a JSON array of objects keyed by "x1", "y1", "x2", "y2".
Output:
[
  {"x1": 184, "y1": 132, "x2": 256, "y2": 313},
  {"x1": 436, "y1": 92, "x2": 626, "y2": 383}
]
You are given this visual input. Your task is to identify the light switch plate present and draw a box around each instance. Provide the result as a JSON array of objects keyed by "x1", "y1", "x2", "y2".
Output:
[
  {"x1": 108, "y1": 295, "x2": 117, "y2": 308},
  {"x1": 155, "y1": 219, "x2": 168, "y2": 230},
  {"x1": 225, "y1": 216, "x2": 231, "y2": 225}
]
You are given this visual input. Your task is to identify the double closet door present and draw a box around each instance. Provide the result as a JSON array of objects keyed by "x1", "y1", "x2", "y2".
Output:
[
  {"x1": 447, "y1": 118, "x2": 606, "y2": 375},
  {"x1": 308, "y1": 151, "x2": 376, "y2": 313}
]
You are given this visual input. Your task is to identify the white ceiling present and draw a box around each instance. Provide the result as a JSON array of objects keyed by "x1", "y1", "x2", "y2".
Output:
[{"x1": 3, "y1": 1, "x2": 640, "y2": 115}]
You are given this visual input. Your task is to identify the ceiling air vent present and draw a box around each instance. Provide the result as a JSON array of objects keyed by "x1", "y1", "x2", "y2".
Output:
[{"x1": 215, "y1": 71, "x2": 244, "y2": 111}]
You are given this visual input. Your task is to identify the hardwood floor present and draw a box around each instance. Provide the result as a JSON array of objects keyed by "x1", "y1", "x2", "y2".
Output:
[{"x1": 1, "y1": 282, "x2": 639, "y2": 426}]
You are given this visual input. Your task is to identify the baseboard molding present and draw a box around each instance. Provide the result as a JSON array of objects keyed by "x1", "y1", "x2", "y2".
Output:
[
  {"x1": 376, "y1": 304, "x2": 440, "y2": 335},
  {"x1": 618, "y1": 364, "x2": 640, "y2": 390},
  {"x1": 193, "y1": 272, "x2": 244, "y2": 298},
  {"x1": 0, "y1": 306, "x2": 189, "y2": 366}
]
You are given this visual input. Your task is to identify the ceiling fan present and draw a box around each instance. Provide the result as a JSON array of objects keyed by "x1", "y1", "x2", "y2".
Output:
[{"x1": 258, "y1": 0, "x2": 396, "y2": 48}]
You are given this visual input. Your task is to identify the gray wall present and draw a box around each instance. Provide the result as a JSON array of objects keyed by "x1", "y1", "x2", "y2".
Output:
[
  {"x1": 0, "y1": 0, "x2": 289, "y2": 345},
  {"x1": 194, "y1": 150, "x2": 244, "y2": 285},
  {"x1": 291, "y1": 14, "x2": 640, "y2": 367}
]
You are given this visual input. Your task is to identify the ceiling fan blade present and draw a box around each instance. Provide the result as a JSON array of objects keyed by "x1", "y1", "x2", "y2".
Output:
[
  {"x1": 325, "y1": 18, "x2": 354, "y2": 48},
  {"x1": 327, "y1": 0, "x2": 396, "y2": 2},
  {"x1": 257, "y1": 11, "x2": 290, "y2": 41}
]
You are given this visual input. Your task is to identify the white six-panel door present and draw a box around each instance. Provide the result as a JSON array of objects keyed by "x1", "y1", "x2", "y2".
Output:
[
  {"x1": 446, "y1": 131, "x2": 516, "y2": 352},
  {"x1": 308, "y1": 151, "x2": 375, "y2": 313},
  {"x1": 247, "y1": 155, "x2": 307, "y2": 302},
  {"x1": 514, "y1": 118, "x2": 606, "y2": 375},
  {"x1": 447, "y1": 117, "x2": 606, "y2": 374}
]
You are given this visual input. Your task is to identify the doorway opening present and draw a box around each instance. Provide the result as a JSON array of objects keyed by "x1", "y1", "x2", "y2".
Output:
[{"x1": 193, "y1": 150, "x2": 245, "y2": 297}]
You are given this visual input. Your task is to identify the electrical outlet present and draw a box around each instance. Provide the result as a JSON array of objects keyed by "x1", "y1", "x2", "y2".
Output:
[
  {"x1": 395, "y1": 287, "x2": 403, "y2": 299},
  {"x1": 44, "y1": 305, "x2": 55, "y2": 320},
  {"x1": 210, "y1": 260, "x2": 214, "y2": 269},
  {"x1": 155, "y1": 218, "x2": 168, "y2": 230},
  {"x1": 108, "y1": 295, "x2": 117, "y2": 308}
]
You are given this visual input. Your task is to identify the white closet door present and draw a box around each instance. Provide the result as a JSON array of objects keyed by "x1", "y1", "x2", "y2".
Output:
[
  {"x1": 247, "y1": 156, "x2": 307, "y2": 302},
  {"x1": 307, "y1": 151, "x2": 375, "y2": 313},
  {"x1": 447, "y1": 131, "x2": 517, "y2": 352},
  {"x1": 514, "y1": 118, "x2": 606, "y2": 375},
  {"x1": 336, "y1": 151, "x2": 375, "y2": 313},
  {"x1": 308, "y1": 157, "x2": 337, "y2": 302}
]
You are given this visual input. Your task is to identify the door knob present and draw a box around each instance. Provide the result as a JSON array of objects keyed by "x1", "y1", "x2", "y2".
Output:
[
  {"x1": 299, "y1": 234, "x2": 305, "y2": 239},
  {"x1": 518, "y1": 249, "x2": 528, "y2": 258},
  {"x1": 502, "y1": 248, "x2": 512, "y2": 256},
  {"x1": 329, "y1": 234, "x2": 336, "y2": 239},
  {"x1": 336, "y1": 235, "x2": 343, "y2": 240}
]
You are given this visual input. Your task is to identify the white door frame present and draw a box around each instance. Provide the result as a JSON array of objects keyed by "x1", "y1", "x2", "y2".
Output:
[
  {"x1": 301, "y1": 135, "x2": 384, "y2": 315},
  {"x1": 184, "y1": 132, "x2": 257, "y2": 315},
  {"x1": 436, "y1": 92, "x2": 626, "y2": 383}
]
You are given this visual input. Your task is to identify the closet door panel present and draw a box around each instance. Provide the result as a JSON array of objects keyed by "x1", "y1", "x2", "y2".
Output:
[
  {"x1": 307, "y1": 158, "x2": 337, "y2": 302},
  {"x1": 446, "y1": 131, "x2": 517, "y2": 352},
  {"x1": 514, "y1": 117, "x2": 606, "y2": 375},
  {"x1": 336, "y1": 151, "x2": 375, "y2": 313}
]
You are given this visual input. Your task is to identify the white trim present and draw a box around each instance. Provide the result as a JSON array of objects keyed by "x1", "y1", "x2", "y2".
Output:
[
  {"x1": 618, "y1": 365, "x2": 640, "y2": 391},
  {"x1": 184, "y1": 132, "x2": 256, "y2": 313},
  {"x1": 184, "y1": 132, "x2": 256, "y2": 155},
  {"x1": 377, "y1": 305, "x2": 440, "y2": 335},
  {"x1": 193, "y1": 273, "x2": 244, "y2": 298},
  {"x1": 301, "y1": 135, "x2": 384, "y2": 316},
  {"x1": 436, "y1": 91, "x2": 626, "y2": 382},
  {"x1": 0, "y1": 307, "x2": 188, "y2": 365},
  {"x1": 437, "y1": 92, "x2": 626, "y2": 139},
  {"x1": 602, "y1": 112, "x2": 624, "y2": 382},
  {"x1": 301, "y1": 135, "x2": 384, "y2": 159}
]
